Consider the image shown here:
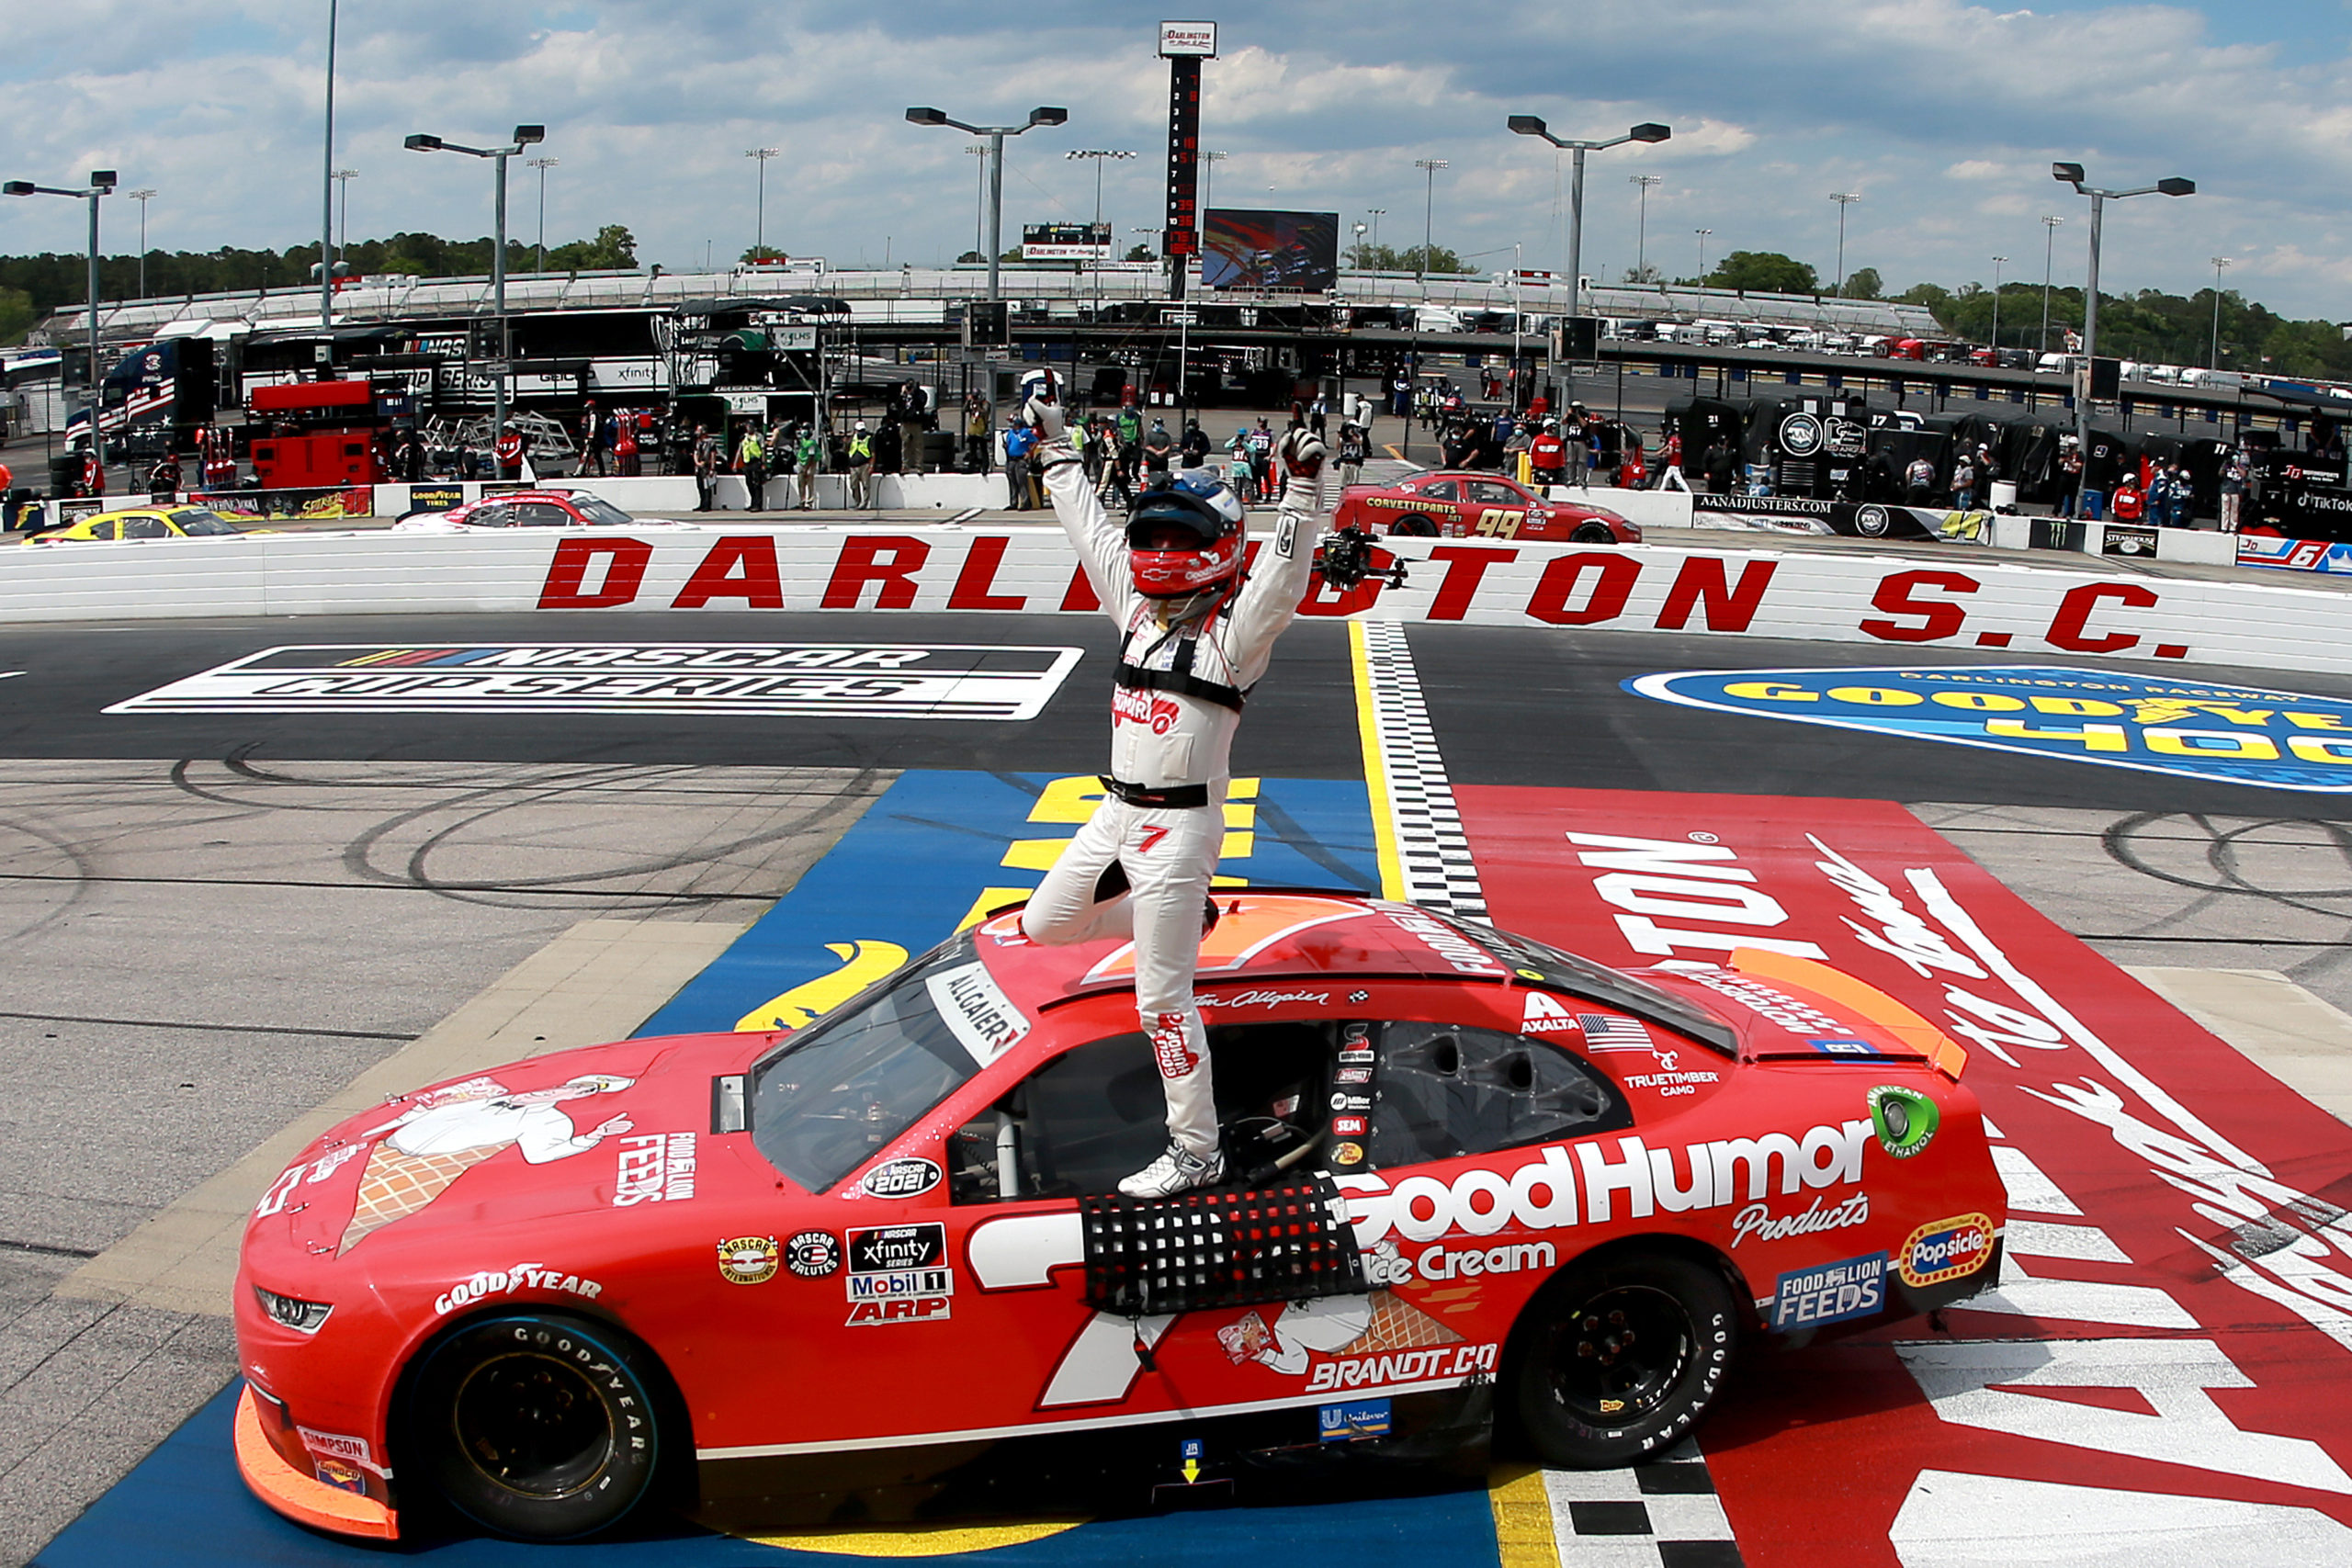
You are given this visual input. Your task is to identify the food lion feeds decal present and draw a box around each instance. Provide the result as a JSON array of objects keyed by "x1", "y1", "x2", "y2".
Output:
[
  {"x1": 1455, "y1": 784, "x2": 2352, "y2": 1565},
  {"x1": 1633, "y1": 665, "x2": 2352, "y2": 793}
]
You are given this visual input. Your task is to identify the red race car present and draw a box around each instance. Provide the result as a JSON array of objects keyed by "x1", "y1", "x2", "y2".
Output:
[
  {"x1": 390, "y1": 488, "x2": 690, "y2": 533},
  {"x1": 1333, "y1": 470, "x2": 1642, "y2": 544},
  {"x1": 234, "y1": 892, "x2": 2002, "y2": 1542}
]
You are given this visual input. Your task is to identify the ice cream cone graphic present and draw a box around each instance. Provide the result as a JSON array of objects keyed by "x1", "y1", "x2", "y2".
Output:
[
  {"x1": 1337, "y1": 1291, "x2": 1464, "y2": 1356},
  {"x1": 337, "y1": 1144, "x2": 500, "y2": 1254}
]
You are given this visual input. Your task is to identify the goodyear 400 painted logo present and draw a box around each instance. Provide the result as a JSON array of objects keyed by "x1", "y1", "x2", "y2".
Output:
[{"x1": 1631, "y1": 664, "x2": 2352, "y2": 792}]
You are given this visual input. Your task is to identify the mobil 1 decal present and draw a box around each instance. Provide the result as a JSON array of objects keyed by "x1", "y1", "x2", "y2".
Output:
[
  {"x1": 1453, "y1": 784, "x2": 2352, "y2": 1565},
  {"x1": 1629, "y1": 664, "x2": 2352, "y2": 792}
]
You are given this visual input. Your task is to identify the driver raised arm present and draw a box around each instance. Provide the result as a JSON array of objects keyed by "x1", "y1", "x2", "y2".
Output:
[{"x1": 1020, "y1": 378, "x2": 1329, "y2": 1197}]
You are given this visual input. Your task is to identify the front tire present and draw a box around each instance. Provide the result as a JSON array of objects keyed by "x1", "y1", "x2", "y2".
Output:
[
  {"x1": 1393, "y1": 513, "x2": 1440, "y2": 536},
  {"x1": 407, "y1": 1313, "x2": 666, "y2": 1540},
  {"x1": 1569, "y1": 521, "x2": 1615, "y2": 544},
  {"x1": 1514, "y1": 1254, "x2": 1737, "y2": 1467}
]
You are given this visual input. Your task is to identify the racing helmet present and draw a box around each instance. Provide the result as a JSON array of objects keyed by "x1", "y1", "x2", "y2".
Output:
[{"x1": 1126, "y1": 469, "x2": 1246, "y2": 598}]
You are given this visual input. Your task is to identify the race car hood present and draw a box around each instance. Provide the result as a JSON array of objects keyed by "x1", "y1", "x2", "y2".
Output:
[{"x1": 243, "y1": 1032, "x2": 776, "y2": 1274}]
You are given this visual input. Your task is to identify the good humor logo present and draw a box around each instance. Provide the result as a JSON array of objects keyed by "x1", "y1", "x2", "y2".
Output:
[{"x1": 1628, "y1": 665, "x2": 2352, "y2": 793}]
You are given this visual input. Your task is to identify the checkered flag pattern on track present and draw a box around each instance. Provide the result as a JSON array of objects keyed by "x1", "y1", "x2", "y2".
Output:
[
  {"x1": 1490, "y1": 1439, "x2": 1744, "y2": 1567},
  {"x1": 337, "y1": 1144, "x2": 498, "y2": 1253},
  {"x1": 1358, "y1": 621, "x2": 1487, "y2": 920}
]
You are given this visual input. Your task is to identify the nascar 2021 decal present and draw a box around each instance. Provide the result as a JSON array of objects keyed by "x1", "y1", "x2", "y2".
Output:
[
  {"x1": 105, "y1": 642, "x2": 1083, "y2": 720},
  {"x1": 1630, "y1": 664, "x2": 2352, "y2": 791}
]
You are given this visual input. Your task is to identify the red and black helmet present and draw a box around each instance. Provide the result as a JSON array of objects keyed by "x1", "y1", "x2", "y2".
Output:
[{"x1": 1126, "y1": 470, "x2": 1247, "y2": 599}]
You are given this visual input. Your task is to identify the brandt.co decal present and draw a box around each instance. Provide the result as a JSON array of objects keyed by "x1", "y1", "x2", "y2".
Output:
[
  {"x1": 107, "y1": 643, "x2": 1084, "y2": 720},
  {"x1": 1629, "y1": 664, "x2": 2352, "y2": 793}
]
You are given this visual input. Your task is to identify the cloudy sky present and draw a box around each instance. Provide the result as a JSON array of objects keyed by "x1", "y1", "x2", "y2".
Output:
[{"x1": 3, "y1": 0, "x2": 2347, "y2": 317}]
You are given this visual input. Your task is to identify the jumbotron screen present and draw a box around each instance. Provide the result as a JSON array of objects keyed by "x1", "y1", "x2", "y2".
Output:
[{"x1": 1201, "y1": 209, "x2": 1340, "y2": 292}]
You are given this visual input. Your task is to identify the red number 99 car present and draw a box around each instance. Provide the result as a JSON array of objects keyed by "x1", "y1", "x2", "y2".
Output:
[{"x1": 234, "y1": 892, "x2": 2002, "y2": 1541}]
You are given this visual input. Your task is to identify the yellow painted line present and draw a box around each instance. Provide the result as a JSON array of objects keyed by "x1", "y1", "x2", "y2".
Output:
[
  {"x1": 1487, "y1": 1465, "x2": 1564, "y2": 1568},
  {"x1": 1348, "y1": 619, "x2": 1408, "y2": 902}
]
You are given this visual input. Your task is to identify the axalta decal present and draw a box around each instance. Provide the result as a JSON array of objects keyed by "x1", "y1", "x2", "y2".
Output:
[
  {"x1": 1337, "y1": 1120, "x2": 1871, "y2": 1246},
  {"x1": 434, "y1": 1263, "x2": 605, "y2": 1315},
  {"x1": 1628, "y1": 665, "x2": 2352, "y2": 792}
]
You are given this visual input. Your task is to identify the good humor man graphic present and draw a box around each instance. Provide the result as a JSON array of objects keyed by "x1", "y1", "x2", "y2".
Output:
[{"x1": 337, "y1": 1073, "x2": 635, "y2": 1253}]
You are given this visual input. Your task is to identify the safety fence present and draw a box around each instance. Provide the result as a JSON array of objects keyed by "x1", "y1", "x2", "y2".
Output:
[{"x1": 6, "y1": 525, "x2": 2351, "y2": 680}]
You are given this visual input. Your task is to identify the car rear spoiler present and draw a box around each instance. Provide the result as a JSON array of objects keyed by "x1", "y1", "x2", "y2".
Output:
[{"x1": 1728, "y1": 947, "x2": 1969, "y2": 1081}]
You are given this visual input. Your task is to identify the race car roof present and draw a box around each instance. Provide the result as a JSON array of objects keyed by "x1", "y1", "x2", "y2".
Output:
[{"x1": 972, "y1": 891, "x2": 1740, "y2": 1055}]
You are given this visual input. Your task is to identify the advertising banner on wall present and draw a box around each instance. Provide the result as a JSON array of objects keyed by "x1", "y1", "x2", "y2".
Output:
[{"x1": 1201, "y1": 209, "x2": 1340, "y2": 293}]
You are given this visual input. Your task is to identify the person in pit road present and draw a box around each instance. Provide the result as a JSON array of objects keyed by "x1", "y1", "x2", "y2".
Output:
[{"x1": 1020, "y1": 376, "x2": 1329, "y2": 1197}]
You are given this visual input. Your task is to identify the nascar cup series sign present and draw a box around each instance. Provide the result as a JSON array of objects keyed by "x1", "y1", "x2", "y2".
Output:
[{"x1": 1630, "y1": 664, "x2": 2352, "y2": 792}]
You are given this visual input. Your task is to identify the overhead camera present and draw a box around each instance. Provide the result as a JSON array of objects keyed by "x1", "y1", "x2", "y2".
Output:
[{"x1": 1316, "y1": 525, "x2": 1409, "y2": 592}]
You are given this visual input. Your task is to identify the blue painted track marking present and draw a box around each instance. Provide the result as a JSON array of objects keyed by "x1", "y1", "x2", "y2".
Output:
[{"x1": 40, "y1": 771, "x2": 1503, "y2": 1567}]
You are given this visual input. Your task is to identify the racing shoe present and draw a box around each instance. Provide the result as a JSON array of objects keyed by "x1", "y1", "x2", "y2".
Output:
[{"x1": 1119, "y1": 1141, "x2": 1226, "y2": 1199}]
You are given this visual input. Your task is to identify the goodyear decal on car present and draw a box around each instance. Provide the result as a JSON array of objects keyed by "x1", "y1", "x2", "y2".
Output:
[{"x1": 1627, "y1": 665, "x2": 2352, "y2": 792}]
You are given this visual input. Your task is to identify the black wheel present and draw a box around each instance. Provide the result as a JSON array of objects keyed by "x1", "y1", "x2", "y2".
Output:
[
  {"x1": 1570, "y1": 522, "x2": 1615, "y2": 544},
  {"x1": 1514, "y1": 1254, "x2": 1737, "y2": 1467},
  {"x1": 1393, "y1": 513, "x2": 1440, "y2": 536},
  {"x1": 406, "y1": 1313, "x2": 666, "y2": 1540}
]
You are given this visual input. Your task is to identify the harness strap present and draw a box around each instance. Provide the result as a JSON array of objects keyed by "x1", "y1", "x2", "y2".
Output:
[{"x1": 1115, "y1": 616, "x2": 1250, "y2": 712}]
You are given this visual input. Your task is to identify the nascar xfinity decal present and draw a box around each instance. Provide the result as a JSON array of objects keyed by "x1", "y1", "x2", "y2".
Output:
[
  {"x1": 1630, "y1": 664, "x2": 2352, "y2": 792},
  {"x1": 106, "y1": 642, "x2": 1082, "y2": 721}
]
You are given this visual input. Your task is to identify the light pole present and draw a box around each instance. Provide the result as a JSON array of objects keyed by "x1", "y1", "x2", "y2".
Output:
[
  {"x1": 1351, "y1": 221, "x2": 1366, "y2": 268},
  {"x1": 746, "y1": 147, "x2": 779, "y2": 260},
  {"x1": 1629, "y1": 173, "x2": 1661, "y2": 281},
  {"x1": 2040, "y1": 214, "x2": 2064, "y2": 353},
  {"x1": 1065, "y1": 149, "x2": 1135, "y2": 245},
  {"x1": 1506, "y1": 116, "x2": 1673, "y2": 327},
  {"x1": 527, "y1": 157, "x2": 557, "y2": 271},
  {"x1": 2051, "y1": 162, "x2": 2197, "y2": 508},
  {"x1": 965, "y1": 145, "x2": 989, "y2": 260},
  {"x1": 904, "y1": 105, "x2": 1069, "y2": 303},
  {"x1": 405, "y1": 125, "x2": 547, "y2": 442},
  {"x1": 333, "y1": 169, "x2": 356, "y2": 257},
  {"x1": 320, "y1": 0, "x2": 338, "y2": 326},
  {"x1": 1829, "y1": 192, "x2": 1861, "y2": 296},
  {"x1": 5, "y1": 170, "x2": 115, "y2": 470},
  {"x1": 127, "y1": 187, "x2": 156, "y2": 298},
  {"x1": 2210, "y1": 255, "x2": 2233, "y2": 369},
  {"x1": 1990, "y1": 255, "x2": 2008, "y2": 348},
  {"x1": 1366, "y1": 209, "x2": 1385, "y2": 254},
  {"x1": 1695, "y1": 228, "x2": 1712, "y2": 280},
  {"x1": 1414, "y1": 158, "x2": 1448, "y2": 292}
]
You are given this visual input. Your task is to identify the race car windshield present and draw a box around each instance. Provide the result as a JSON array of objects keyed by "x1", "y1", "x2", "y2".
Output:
[
  {"x1": 1437, "y1": 914, "x2": 1740, "y2": 1059},
  {"x1": 747, "y1": 938, "x2": 981, "y2": 1191},
  {"x1": 169, "y1": 510, "x2": 240, "y2": 536},
  {"x1": 569, "y1": 495, "x2": 636, "y2": 526}
]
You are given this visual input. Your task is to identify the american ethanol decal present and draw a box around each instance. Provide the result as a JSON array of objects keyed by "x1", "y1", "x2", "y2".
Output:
[{"x1": 1628, "y1": 665, "x2": 2352, "y2": 792}]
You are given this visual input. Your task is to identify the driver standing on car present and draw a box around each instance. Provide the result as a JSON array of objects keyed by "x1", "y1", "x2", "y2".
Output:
[{"x1": 1020, "y1": 376, "x2": 1329, "y2": 1198}]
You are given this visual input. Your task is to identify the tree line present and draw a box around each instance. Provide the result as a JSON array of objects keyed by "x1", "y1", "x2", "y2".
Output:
[
  {"x1": 1623, "y1": 248, "x2": 2352, "y2": 379},
  {"x1": 0, "y1": 228, "x2": 639, "y2": 343}
]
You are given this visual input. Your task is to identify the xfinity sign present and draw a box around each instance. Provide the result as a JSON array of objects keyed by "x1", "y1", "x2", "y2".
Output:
[{"x1": 1159, "y1": 19, "x2": 1216, "y2": 55}]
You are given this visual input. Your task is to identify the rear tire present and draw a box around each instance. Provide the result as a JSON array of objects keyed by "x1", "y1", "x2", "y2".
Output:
[
  {"x1": 406, "y1": 1313, "x2": 666, "y2": 1540},
  {"x1": 1514, "y1": 1254, "x2": 1736, "y2": 1467}
]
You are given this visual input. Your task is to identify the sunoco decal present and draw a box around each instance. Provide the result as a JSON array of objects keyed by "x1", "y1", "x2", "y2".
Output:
[
  {"x1": 1629, "y1": 665, "x2": 2352, "y2": 793},
  {"x1": 107, "y1": 643, "x2": 1082, "y2": 721}
]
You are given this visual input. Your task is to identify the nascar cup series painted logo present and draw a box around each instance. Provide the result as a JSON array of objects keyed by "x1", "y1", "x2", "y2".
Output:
[
  {"x1": 1897, "y1": 1212, "x2": 1996, "y2": 1287},
  {"x1": 1628, "y1": 667, "x2": 2352, "y2": 794},
  {"x1": 1868, "y1": 1086, "x2": 1939, "y2": 1159}
]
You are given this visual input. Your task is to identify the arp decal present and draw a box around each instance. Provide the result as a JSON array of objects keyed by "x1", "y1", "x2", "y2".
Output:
[
  {"x1": 1896, "y1": 1212, "x2": 1996, "y2": 1287},
  {"x1": 106, "y1": 643, "x2": 1083, "y2": 721},
  {"x1": 1629, "y1": 665, "x2": 2352, "y2": 792}
]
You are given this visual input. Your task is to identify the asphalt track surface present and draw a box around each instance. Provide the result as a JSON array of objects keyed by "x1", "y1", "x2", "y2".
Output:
[{"x1": 9, "y1": 607, "x2": 2352, "y2": 1564}]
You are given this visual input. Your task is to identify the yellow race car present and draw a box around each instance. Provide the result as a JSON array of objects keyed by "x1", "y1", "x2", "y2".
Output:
[{"x1": 25, "y1": 503, "x2": 261, "y2": 544}]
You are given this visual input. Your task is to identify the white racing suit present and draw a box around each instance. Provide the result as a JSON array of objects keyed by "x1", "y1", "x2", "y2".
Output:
[{"x1": 1022, "y1": 448, "x2": 1326, "y2": 1162}]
